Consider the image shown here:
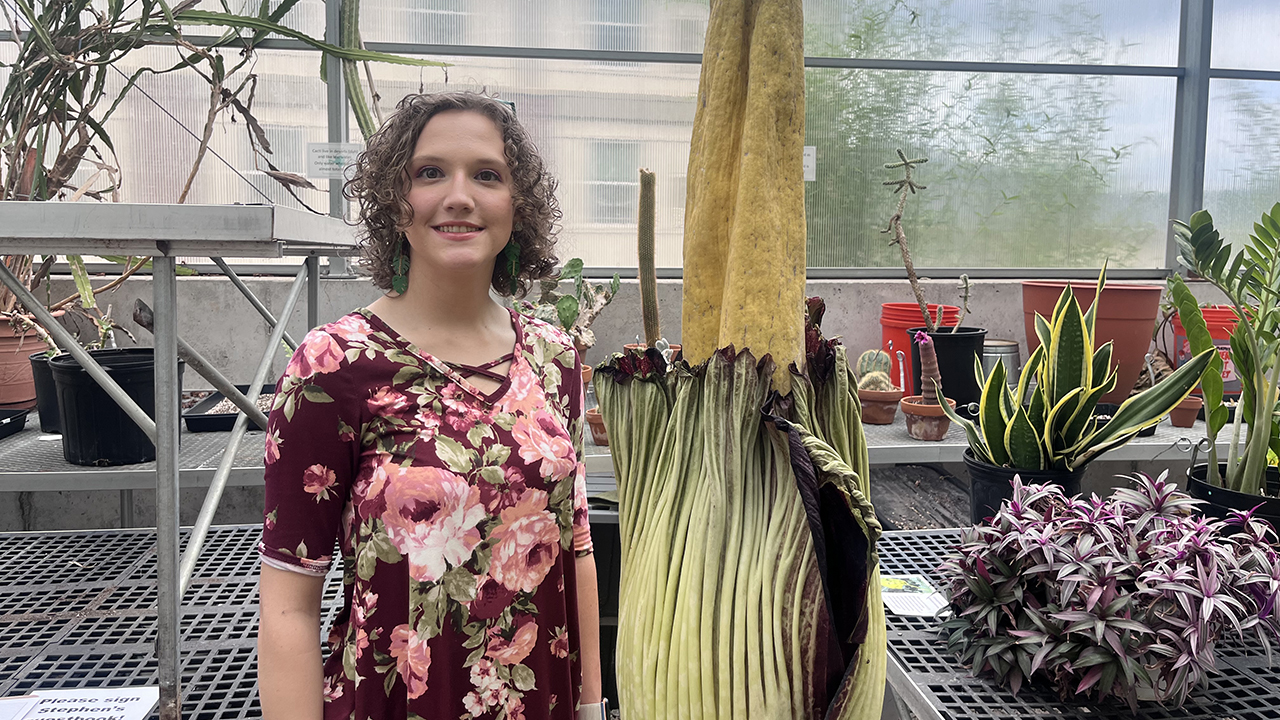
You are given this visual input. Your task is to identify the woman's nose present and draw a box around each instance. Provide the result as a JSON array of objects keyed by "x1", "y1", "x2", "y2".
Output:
[{"x1": 442, "y1": 173, "x2": 474, "y2": 211}]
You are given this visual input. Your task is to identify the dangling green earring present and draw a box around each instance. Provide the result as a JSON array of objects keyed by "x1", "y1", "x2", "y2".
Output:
[
  {"x1": 501, "y1": 240, "x2": 521, "y2": 295},
  {"x1": 391, "y1": 236, "x2": 410, "y2": 294}
]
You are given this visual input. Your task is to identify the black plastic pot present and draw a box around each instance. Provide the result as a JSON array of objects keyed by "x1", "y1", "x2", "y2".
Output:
[
  {"x1": 1187, "y1": 463, "x2": 1280, "y2": 529},
  {"x1": 909, "y1": 326, "x2": 987, "y2": 417},
  {"x1": 965, "y1": 450, "x2": 1086, "y2": 524},
  {"x1": 49, "y1": 349, "x2": 184, "y2": 466},
  {"x1": 30, "y1": 351, "x2": 60, "y2": 434}
]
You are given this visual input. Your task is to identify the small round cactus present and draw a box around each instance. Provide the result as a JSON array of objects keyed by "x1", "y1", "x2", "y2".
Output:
[
  {"x1": 856, "y1": 348, "x2": 892, "y2": 379},
  {"x1": 857, "y1": 370, "x2": 897, "y2": 392}
]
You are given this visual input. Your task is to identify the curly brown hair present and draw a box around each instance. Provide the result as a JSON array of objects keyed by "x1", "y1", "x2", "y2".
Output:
[{"x1": 344, "y1": 92, "x2": 561, "y2": 297}]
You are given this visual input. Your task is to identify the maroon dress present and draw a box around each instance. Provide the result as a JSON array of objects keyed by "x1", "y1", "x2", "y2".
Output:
[{"x1": 260, "y1": 307, "x2": 593, "y2": 720}]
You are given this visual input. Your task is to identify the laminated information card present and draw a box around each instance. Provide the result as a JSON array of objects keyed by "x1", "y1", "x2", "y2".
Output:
[
  {"x1": 880, "y1": 574, "x2": 949, "y2": 617},
  {"x1": 6, "y1": 687, "x2": 159, "y2": 720}
]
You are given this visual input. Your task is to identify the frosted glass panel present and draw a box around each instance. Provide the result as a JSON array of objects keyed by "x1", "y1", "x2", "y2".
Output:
[
  {"x1": 359, "y1": 57, "x2": 699, "y2": 269},
  {"x1": 806, "y1": 0, "x2": 1179, "y2": 66},
  {"x1": 1213, "y1": 0, "x2": 1280, "y2": 71},
  {"x1": 1202, "y1": 80, "x2": 1280, "y2": 249},
  {"x1": 805, "y1": 69, "x2": 1177, "y2": 268}
]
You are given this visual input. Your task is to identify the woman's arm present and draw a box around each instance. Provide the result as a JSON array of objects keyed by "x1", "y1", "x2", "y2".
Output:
[
  {"x1": 575, "y1": 553, "x2": 603, "y2": 706},
  {"x1": 258, "y1": 564, "x2": 326, "y2": 720}
]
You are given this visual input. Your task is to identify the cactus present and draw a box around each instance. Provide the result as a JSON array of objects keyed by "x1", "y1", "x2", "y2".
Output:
[
  {"x1": 916, "y1": 330, "x2": 942, "y2": 405},
  {"x1": 856, "y1": 348, "x2": 892, "y2": 380},
  {"x1": 638, "y1": 168, "x2": 660, "y2": 347},
  {"x1": 857, "y1": 370, "x2": 897, "y2": 392}
]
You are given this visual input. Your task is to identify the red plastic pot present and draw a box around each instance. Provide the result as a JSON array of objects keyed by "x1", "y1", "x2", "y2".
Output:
[
  {"x1": 880, "y1": 303, "x2": 959, "y2": 388},
  {"x1": 1022, "y1": 281, "x2": 1162, "y2": 404},
  {"x1": 1171, "y1": 305, "x2": 1240, "y2": 397}
]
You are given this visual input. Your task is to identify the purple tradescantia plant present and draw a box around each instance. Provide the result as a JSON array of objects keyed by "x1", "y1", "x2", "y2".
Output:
[{"x1": 938, "y1": 472, "x2": 1280, "y2": 710}]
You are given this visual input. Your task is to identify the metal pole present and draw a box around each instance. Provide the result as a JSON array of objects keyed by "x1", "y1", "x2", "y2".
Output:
[
  {"x1": 153, "y1": 256, "x2": 182, "y2": 720},
  {"x1": 0, "y1": 262, "x2": 157, "y2": 441},
  {"x1": 1167, "y1": 0, "x2": 1214, "y2": 269},
  {"x1": 120, "y1": 490, "x2": 134, "y2": 527},
  {"x1": 209, "y1": 258, "x2": 299, "y2": 350},
  {"x1": 326, "y1": 0, "x2": 352, "y2": 278},
  {"x1": 306, "y1": 255, "x2": 320, "y2": 330},
  {"x1": 178, "y1": 266, "x2": 309, "y2": 593}
]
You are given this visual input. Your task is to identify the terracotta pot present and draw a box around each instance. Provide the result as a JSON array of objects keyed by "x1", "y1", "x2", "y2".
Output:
[
  {"x1": 0, "y1": 322, "x2": 38, "y2": 409},
  {"x1": 899, "y1": 395, "x2": 957, "y2": 441},
  {"x1": 1022, "y1": 280, "x2": 1162, "y2": 404},
  {"x1": 585, "y1": 407, "x2": 608, "y2": 446},
  {"x1": 1169, "y1": 394, "x2": 1202, "y2": 428},
  {"x1": 857, "y1": 387, "x2": 903, "y2": 425},
  {"x1": 581, "y1": 364, "x2": 593, "y2": 387}
]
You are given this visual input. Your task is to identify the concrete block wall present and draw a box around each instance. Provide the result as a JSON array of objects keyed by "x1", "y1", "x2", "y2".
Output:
[{"x1": 9, "y1": 272, "x2": 1220, "y2": 531}]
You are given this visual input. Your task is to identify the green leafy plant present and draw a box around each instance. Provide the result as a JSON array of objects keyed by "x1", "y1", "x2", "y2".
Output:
[
  {"x1": 939, "y1": 473, "x2": 1280, "y2": 709},
  {"x1": 515, "y1": 259, "x2": 620, "y2": 352},
  {"x1": 940, "y1": 266, "x2": 1214, "y2": 471},
  {"x1": 1168, "y1": 205, "x2": 1280, "y2": 495}
]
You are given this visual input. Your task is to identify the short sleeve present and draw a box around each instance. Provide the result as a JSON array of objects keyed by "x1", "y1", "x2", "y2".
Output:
[
  {"x1": 259, "y1": 328, "x2": 362, "y2": 576},
  {"x1": 566, "y1": 347, "x2": 594, "y2": 557}
]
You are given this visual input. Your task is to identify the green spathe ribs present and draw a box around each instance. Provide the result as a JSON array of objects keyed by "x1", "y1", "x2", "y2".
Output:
[{"x1": 596, "y1": 340, "x2": 885, "y2": 718}]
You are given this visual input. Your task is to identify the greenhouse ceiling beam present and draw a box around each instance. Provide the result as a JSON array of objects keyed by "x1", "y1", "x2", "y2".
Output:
[{"x1": 1168, "y1": 0, "x2": 1214, "y2": 270}]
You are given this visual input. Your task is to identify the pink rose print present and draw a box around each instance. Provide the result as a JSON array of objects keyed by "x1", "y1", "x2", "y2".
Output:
[
  {"x1": 494, "y1": 361, "x2": 544, "y2": 416},
  {"x1": 489, "y1": 488, "x2": 561, "y2": 593},
  {"x1": 264, "y1": 429, "x2": 281, "y2": 464},
  {"x1": 507, "y1": 696, "x2": 527, "y2": 720},
  {"x1": 367, "y1": 386, "x2": 411, "y2": 418},
  {"x1": 479, "y1": 466, "x2": 528, "y2": 514},
  {"x1": 471, "y1": 577, "x2": 517, "y2": 620},
  {"x1": 287, "y1": 331, "x2": 343, "y2": 378},
  {"x1": 441, "y1": 385, "x2": 488, "y2": 431},
  {"x1": 322, "y1": 673, "x2": 344, "y2": 702},
  {"x1": 381, "y1": 466, "x2": 486, "y2": 583},
  {"x1": 330, "y1": 314, "x2": 373, "y2": 343},
  {"x1": 465, "y1": 659, "x2": 509, "y2": 716},
  {"x1": 488, "y1": 615, "x2": 538, "y2": 665},
  {"x1": 353, "y1": 455, "x2": 394, "y2": 518},
  {"x1": 549, "y1": 625, "x2": 570, "y2": 658},
  {"x1": 389, "y1": 624, "x2": 432, "y2": 699},
  {"x1": 512, "y1": 413, "x2": 576, "y2": 481},
  {"x1": 462, "y1": 692, "x2": 486, "y2": 717},
  {"x1": 264, "y1": 507, "x2": 277, "y2": 531},
  {"x1": 302, "y1": 464, "x2": 337, "y2": 502},
  {"x1": 413, "y1": 404, "x2": 442, "y2": 442}
]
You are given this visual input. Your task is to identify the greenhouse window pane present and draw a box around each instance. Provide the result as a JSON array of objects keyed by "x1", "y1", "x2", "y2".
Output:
[
  {"x1": 804, "y1": 0, "x2": 1179, "y2": 67},
  {"x1": 1202, "y1": 80, "x2": 1280, "y2": 248},
  {"x1": 1212, "y1": 0, "x2": 1280, "y2": 72},
  {"x1": 805, "y1": 69, "x2": 1176, "y2": 268}
]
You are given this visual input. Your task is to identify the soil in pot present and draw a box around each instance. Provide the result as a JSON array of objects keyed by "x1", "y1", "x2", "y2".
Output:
[
  {"x1": 1187, "y1": 464, "x2": 1280, "y2": 529},
  {"x1": 1169, "y1": 395, "x2": 1202, "y2": 428},
  {"x1": 585, "y1": 407, "x2": 608, "y2": 446},
  {"x1": 857, "y1": 388, "x2": 902, "y2": 425},
  {"x1": 30, "y1": 351, "x2": 60, "y2": 434},
  {"x1": 50, "y1": 348, "x2": 185, "y2": 466},
  {"x1": 965, "y1": 449, "x2": 1086, "y2": 524},
  {"x1": 899, "y1": 395, "x2": 956, "y2": 441},
  {"x1": 909, "y1": 326, "x2": 987, "y2": 416}
]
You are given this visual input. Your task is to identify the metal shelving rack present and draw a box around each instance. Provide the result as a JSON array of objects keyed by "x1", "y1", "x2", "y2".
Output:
[{"x1": 0, "y1": 202, "x2": 355, "y2": 719}]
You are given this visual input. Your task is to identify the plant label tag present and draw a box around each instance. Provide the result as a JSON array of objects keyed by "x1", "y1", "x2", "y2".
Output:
[
  {"x1": 803, "y1": 146, "x2": 816, "y2": 182},
  {"x1": 19, "y1": 687, "x2": 159, "y2": 720},
  {"x1": 880, "y1": 574, "x2": 949, "y2": 617},
  {"x1": 308, "y1": 143, "x2": 364, "y2": 179}
]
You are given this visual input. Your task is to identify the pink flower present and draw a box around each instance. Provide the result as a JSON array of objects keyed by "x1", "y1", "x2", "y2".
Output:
[
  {"x1": 389, "y1": 624, "x2": 432, "y2": 699},
  {"x1": 507, "y1": 695, "x2": 526, "y2": 720},
  {"x1": 302, "y1": 464, "x2": 337, "y2": 502},
  {"x1": 512, "y1": 413, "x2": 576, "y2": 481},
  {"x1": 413, "y1": 405, "x2": 442, "y2": 441},
  {"x1": 337, "y1": 421, "x2": 356, "y2": 443},
  {"x1": 354, "y1": 455, "x2": 394, "y2": 518},
  {"x1": 441, "y1": 385, "x2": 487, "y2": 431},
  {"x1": 367, "y1": 387, "x2": 411, "y2": 418},
  {"x1": 488, "y1": 616, "x2": 538, "y2": 665},
  {"x1": 264, "y1": 507, "x2": 277, "y2": 531},
  {"x1": 381, "y1": 466, "x2": 486, "y2": 582},
  {"x1": 471, "y1": 578, "x2": 517, "y2": 620},
  {"x1": 549, "y1": 625, "x2": 570, "y2": 658},
  {"x1": 479, "y1": 466, "x2": 528, "y2": 513},
  {"x1": 495, "y1": 361, "x2": 543, "y2": 416},
  {"x1": 288, "y1": 331, "x2": 343, "y2": 378},
  {"x1": 462, "y1": 692, "x2": 486, "y2": 717},
  {"x1": 265, "y1": 429, "x2": 281, "y2": 464},
  {"x1": 489, "y1": 488, "x2": 561, "y2": 593},
  {"x1": 322, "y1": 673, "x2": 344, "y2": 702},
  {"x1": 469, "y1": 658, "x2": 502, "y2": 695},
  {"x1": 330, "y1": 314, "x2": 373, "y2": 343}
]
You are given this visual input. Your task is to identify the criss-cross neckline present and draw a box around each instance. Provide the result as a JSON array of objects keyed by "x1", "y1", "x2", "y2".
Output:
[{"x1": 443, "y1": 352, "x2": 515, "y2": 384}]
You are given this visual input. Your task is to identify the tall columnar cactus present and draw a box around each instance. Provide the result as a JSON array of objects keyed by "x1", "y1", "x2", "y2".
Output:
[
  {"x1": 638, "y1": 169, "x2": 660, "y2": 347},
  {"x1": 916, "y1": 330, "x2": 942, "y2": 405},
  {"x1": 856, "y1": 348, "x2": 892, "y2": 380}
]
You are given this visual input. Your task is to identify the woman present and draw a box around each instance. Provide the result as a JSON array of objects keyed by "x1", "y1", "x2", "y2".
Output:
[{"x1": 257, "y1": 92, "x2": 603, "y2": 720}]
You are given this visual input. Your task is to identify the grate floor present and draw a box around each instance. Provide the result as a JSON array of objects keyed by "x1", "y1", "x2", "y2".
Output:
[
  {"x1": 884, "y1": 529, "x2": 1280, "y2": 719},
  {"x1": 0, "y1": 525, "x2": 335, "y2": 719}
]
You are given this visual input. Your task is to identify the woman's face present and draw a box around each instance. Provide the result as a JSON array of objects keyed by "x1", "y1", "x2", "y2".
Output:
[{"x1": 400, "y1": 110, "x2": 515, "y2": 283}]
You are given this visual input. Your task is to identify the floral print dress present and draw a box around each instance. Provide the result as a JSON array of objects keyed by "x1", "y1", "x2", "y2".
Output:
[{"x1": 259, "y1": 307, "x2": 593, "y2": 720}]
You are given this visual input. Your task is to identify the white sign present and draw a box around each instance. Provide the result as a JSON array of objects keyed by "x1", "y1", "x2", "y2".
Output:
[
  {"x1": 16, "y1": 687, "x2": 158, "y2": 720},
  {"x1": 0, "y1": 696, "x2": 39, "y2": 720},
  {"x1": 803, "y1": 145, "x2": 816, "y2": 182},
  {"x1": 307, "y1": 142, "x2": 364, "y2": 180},
  {"x1": 880, "y1": 574, "x2": 949, "y2": 617}
]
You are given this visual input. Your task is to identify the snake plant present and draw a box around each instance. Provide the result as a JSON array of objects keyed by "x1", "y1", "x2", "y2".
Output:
[{"x1": 940, "y1": 266, "x2": 1214, "y2": 471}]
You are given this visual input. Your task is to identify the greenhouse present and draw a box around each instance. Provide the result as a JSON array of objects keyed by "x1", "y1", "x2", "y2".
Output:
[{"x1": 1, "y1": 0, "x2": 1278, "y2": 719}]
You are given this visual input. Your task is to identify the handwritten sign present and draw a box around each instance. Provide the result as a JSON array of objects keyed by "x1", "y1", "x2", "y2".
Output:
[
  {"x1": 307, "y1": 142, "x2": 364, "y2": 180},
  {"x1": 14, "y1": 687, "x2": 159, "y2": 720}
]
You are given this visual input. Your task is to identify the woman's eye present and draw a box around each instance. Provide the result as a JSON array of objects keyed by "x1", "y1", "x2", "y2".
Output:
[
  {"x1": 477, "y1": 169, "x2": 502, "y2": 182},
  {"x1": 417, "y1": 166, "x2": 443, "y2": 179}
]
